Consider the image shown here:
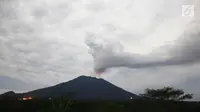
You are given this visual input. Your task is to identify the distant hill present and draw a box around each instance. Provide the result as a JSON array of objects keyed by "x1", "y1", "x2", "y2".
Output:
[
  {"x1": 14, "y1": 76, "x2": 139, "y2": 100},
  {"x1": 0, "y1": 91, "x2": 18, "y2": 100}
]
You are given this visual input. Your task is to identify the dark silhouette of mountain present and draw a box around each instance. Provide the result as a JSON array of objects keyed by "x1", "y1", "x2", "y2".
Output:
[
  {"x1": 0, "y1": 91, "x2": 18, "y2": 100},
  {"x1": 18, "y1": 76, "x2": 139, "y2": 100},
  {"x1": 1, "y1": 91, "x2": 15, "y2": 96}
]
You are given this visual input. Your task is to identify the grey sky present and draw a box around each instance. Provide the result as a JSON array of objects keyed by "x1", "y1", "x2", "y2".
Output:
[
  {"x1": 86, "y1": 26, "x2": 200, "y2": 74},
  {"x1": 0, "y1": 0, "x2": 200, "y2": 100}
]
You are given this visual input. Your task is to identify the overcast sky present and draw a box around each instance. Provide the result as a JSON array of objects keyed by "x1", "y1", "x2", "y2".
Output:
[{"x1": 0, "y1": 0, "x2": 200, "y2": 100}]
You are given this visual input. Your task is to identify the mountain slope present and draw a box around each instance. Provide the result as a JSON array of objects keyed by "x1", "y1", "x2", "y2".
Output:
[{"x1": 19, "y1": 76, "x2": 139, "y2": 100}]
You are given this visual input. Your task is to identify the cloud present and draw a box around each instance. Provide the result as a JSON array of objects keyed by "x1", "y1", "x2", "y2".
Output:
[
  {"x1": 0, "y1": 0, "x2": 91, "y2": 85},
  {"x1": 85, "y1": 22, "x2": 200, "y2": 74}
]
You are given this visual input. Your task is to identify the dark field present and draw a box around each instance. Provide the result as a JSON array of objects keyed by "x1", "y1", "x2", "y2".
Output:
[{"x1": 1, "y1": 99, "x2": 200, "y2": 112}]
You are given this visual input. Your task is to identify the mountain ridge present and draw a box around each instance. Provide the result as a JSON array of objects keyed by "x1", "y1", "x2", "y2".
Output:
[{"x1": 1, "y1": 75, "x2": 139, "y2": 100}]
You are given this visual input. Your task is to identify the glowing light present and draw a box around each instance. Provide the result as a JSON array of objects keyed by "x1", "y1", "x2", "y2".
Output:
[
  {"x1": 22, "y1": 96, "x2": 32, "y2": 100},
  {"x1": 28, "y1": 97, "x2": 32, "y2": 100},
  {"x1": 23, "y1": 98, "x2": 28, "y2": 100}
]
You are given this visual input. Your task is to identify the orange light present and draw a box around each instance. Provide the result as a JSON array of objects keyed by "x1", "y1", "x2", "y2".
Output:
[
  {"x1": 22, "y1": 96, "x2": 32, "y2": 100},
  {"x1": 28, "y1": 97, "x2": 32, "y2": 100},
  {"x1": 23, "y1": 98, "x2": 28, "y2": 100}
]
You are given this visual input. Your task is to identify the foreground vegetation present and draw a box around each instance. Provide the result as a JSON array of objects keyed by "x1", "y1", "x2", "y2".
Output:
[
  {"x1": 140, "y1": 86, "x2": 193, "y2": 101},
  {"x1": 0, "y1": 99, "x2": 200, "y2": 112},
  {"x1": 0, "y1": 86, "x2": 199, "y2": 112}
]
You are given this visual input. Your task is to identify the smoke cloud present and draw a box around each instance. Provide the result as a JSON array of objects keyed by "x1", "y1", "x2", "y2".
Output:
[{"x1": 85, "y1": 24, "x2": 200, "y2": 74}]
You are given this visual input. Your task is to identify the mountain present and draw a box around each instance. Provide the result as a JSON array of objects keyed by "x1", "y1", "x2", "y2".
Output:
[
  {"x1": 2, "y1": 76, "x2": 139, "y2": 100},
  {"x1": 0, "y1": 91, "x2": 18, "y2": 100}
]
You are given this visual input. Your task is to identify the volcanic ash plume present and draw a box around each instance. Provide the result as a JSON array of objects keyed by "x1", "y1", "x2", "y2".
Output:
[{"x1": 85, "y1": 25, "x2": 200, "y2": 74}]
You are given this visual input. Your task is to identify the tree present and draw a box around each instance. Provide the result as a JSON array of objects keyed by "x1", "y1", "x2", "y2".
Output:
[{"x1": 140, "y1": 86, "x2": 193, "y2": 101}]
